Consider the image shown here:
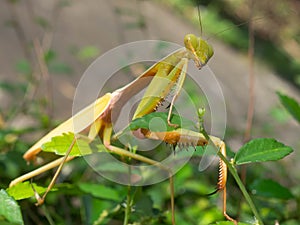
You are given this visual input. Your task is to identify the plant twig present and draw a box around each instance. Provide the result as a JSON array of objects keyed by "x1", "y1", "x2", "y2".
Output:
[
  {"x1": 198, "y1": 110, "x2": 263, "y2": 225},
  {"x1": 33, "y1": 38, "x2": 54, "y2": 118},
  {"x1": 41, "y1": 205, "x2": 55, "y2": 225},
  {"x1": 204, "y1": 135, "x2": 263, "y2": 224},
  {"x1": 6, "y1": 0, "x2": 32, "y2": 62},
  {"x1": 240, "y1": 0, "x2": 256, "y2": 220},
  {"x1": 218, "y1": 152, "x2": 263, "y2": 225},
  {"x1": 124, "y1": 156, "x2": 132, "y2": 225},
  {"x1": 123, "y1": 183, "x2": 131, "y2": 225},
  {"x1": 244, "y1": 0, "x2": 256, "y2": 142},
  {"x1": 5, "y1": 0, "x2": 61, "y2": 124}
]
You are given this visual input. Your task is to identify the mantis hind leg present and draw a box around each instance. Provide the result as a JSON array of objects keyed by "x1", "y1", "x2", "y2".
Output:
[
  {"x1": 33, "y1": 138, "x2": 77, "y2": 205},
  {"x1": 9, "y1": 138, "x2": 77, "y2": 205},
  {"x1": 217, "y1": 141, "x2": 237, "y2": 225},
  {"x1": 222, "y1": 186, "x2": 237, "y2": 225},
  {"x1": 9, "y1": 155, "x2": 75, "y2": 188}
]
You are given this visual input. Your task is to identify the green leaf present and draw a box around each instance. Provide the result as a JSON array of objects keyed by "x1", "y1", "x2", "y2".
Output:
[
  {"x1": 78, "y1": 183, "x2": 121, "y2": 201},
  {"x1": 135, "y1": 194, "x2": 154, "y2": 216},
  {"x1": 42, "y1": 132, "x2": 106, "y2": 157},
  {"x1": 234, "y1": 138, "x2": 293, "y2": 165},
  {"x1": 15, "y1": 59, "x2": 31, "y2": 75},
  {"x1": 115, "y1": 112, "x2": 200, "y2": 149},
  {"x1": 77, "y1": 46, "x2": 100, "y2": 61},
  {"x1": 270, "y1": 106, "x2": 290, "y2": 123},
  {"x1": 34, "y1": 16, "x2": 50, "y2": 29},
  {"x1": 6, "y1": 182, "x2": 50, "y2": 200},
  {"x1": 93, "y1": 159, "x2": 132, "y2": 173},
  {"x1": 277, "y1": 91, "x2": 300, "y2": 124},
  {"x1": 48, "y1": 62, "x2": 72, "y2": 74},
  {"x1": 44, "y1": 49, "x2": 56, "y2": 64},
  {"x1": 129, "y1": 112, "x2": 195, "y2": 132},
  {"x1": 0, "y1": 81, "x2": 26, "y2": 95},
  {"x1": 0, "y1": 189, "x2": 24, "y2": 225},
  {"x1": 250, "y1": 179, "x2": 293, "y2": 200},
  {"x1": 88, "y1": 198, "x2": 114, "y2": 224}
]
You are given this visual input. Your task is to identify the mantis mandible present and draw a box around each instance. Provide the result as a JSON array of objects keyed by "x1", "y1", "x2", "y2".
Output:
[{"x1": 9, "y1": 34, "x2": 237, "y2": 224}]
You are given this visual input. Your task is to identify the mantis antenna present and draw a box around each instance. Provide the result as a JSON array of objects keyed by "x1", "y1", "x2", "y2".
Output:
[
  {"x1": 207, "y1": 16, "x2": 265, "y2": 41},
  {"x1": 196, "y1": 0, "x2": 203, "y2": 37}
]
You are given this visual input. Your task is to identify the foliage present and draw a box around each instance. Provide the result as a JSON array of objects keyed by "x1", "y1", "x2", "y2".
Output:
[
  {"x1": 234, "y1": 138, "x2": 293, "y2": 165},
  {"x1": 277, "y1": 92, "x2": 300, "y2": 123},
  {"x1": 0, "y1": 190, "x2": 24, "y2": 225},
  {"x1": 4, "y1": 110, "x2": 297, "y2": 225}
]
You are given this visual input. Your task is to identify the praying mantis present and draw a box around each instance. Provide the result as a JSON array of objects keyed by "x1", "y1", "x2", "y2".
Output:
[{"x1": 9, "y1": 34, "x2": 237, "y2": 224}]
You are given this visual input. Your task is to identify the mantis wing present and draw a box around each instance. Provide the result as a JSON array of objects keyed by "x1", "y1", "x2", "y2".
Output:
[
  {"x1": 23, "y1": 49, "x2": 183, "y2": 162},
  {"x1": 24, "y1": 93, "x2": 112, "y2": 161}
]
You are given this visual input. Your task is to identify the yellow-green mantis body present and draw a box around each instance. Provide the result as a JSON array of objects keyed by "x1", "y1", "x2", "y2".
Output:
[{"x1": 9, "y1": 34, "x2": 237, "y2": 224}]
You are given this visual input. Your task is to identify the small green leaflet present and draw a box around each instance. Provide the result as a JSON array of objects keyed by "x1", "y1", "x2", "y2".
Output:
[
  {"x1": 48, "y1": 62, "x2": 72, "y2": 74},
  {"x1": 44, "y1": 49, "x2": 56, "y2": 64},
  {"x1": 35, "y1": 16, "x2": 50, "y2": 29},
  {"x1": 0, "y1": 190, "x2": 24, "y2": 225},
  {"x1": 234, "y1": 138, "x2": 293, "y2": 165},
  {"x1": 135, "y1": 195, "x2": 154, "y2": 216},
  {"x1": 114, "y1": 112, "x2": 198, "y2": 142},
  {"x1": 6, "y1": 182, "x2": 50, "y2": 201},
  {"x1": 277, "y1": 91, "x2": 300, "y2": 124},
  {"x1": 42, "y1": 132, "x2": 106, "y2": 156},
  {"x1": 78, "y1": 183, "x2": 122, "y2": 202},
  {"x1": 115, "y1": 112, "x2": 198, "y2": 146},
  {"x1": 250, "y1": 179, "x2": 293, "y2": 200},
  {"x1": 76, "y1": 46, "x2": 100, "y2": 61},
  {"x1": 129, "y1": 112, "x2": 195, "y2": 132},
  {"x1": 15, "y1": 59, "x2": 31, "y2": 75}
]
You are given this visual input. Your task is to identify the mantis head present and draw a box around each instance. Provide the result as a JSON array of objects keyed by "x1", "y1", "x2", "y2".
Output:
[{"x1": 184, "y1": 34, "x2": 214, "y2": 69}]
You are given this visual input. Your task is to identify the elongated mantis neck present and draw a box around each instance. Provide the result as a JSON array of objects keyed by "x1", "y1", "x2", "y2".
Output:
[
  {"x1": 111, "y1": 33, "x2": 214, "y2": 109},
  {"x1": 109, "y1": 48, "x2": 187, "y2": 118}
]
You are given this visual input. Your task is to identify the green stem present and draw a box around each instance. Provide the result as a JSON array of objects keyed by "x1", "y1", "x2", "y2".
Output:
[
  {"x1": 123, "y1": 151, "x2": 136, "y2": 225},
  {"x1": 216, "y1": 151, "x2": 263, "y2": 225},
  {"x1": 123, "y1": 184, "x2": 131, "y2": 225},
  {"x1": 198, "y1": 113, "x2": 263, "y2": 224},
  {"x1": 124, "y1": 156, "x2": 132, "y2": 225},
  {"x1": 41, "y1": 205, "x2": 55, "y2": 225}
]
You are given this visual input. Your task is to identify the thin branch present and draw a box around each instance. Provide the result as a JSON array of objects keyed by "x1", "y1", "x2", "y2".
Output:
[
  {"x1": 6, "y1": 0, "x2": 33, "y2": 62},
  {"x1": 238, "y1": 0, "x2": 256, "y2": 220},
  {"x1": 33, "y1": 38, "x2": 54, "y2": 117},
  {"x1": 199, "y1": 117, "x2": 263, "y2": 224},
  {"x1": 244, "y1": 0, "x2": 256, "y2": 142}
]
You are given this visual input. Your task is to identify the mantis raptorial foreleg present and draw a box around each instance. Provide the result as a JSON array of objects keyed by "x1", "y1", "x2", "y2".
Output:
[
  {"x1": 167, "y1": 58, "x2": 188, "y2": 127},
  {"x1": 9, "y1": 156, "x2": 74, "y2": 187}
]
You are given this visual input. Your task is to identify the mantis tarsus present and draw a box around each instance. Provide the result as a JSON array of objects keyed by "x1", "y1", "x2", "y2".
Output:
[{"x1": 9, "y1": 34, "x2": 237, "y2": 224}]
